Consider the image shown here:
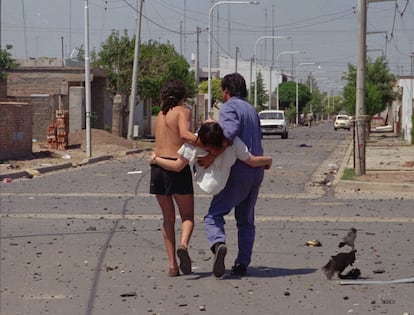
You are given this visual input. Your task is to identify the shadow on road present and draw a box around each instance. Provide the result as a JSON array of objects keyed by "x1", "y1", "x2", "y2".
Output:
[
  {"x1": 185, "y1": 266, "x2": 318, "y2": 280},
  {"x1": 246, "y1": 266, "x2": 318, "y2": 278}
]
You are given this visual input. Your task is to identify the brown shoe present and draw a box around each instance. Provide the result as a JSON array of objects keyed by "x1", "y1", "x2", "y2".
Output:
[{"x1": 177, "y1": 246, "x2": 192, "y2": 275}]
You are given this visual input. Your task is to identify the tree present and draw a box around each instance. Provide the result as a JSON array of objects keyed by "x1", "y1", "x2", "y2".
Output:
[
  {"x1": 92, "y1": 31, "x2": 196, "y2": 103},
  {"x1": 92, "y1": 30, "x2": 135, "y2": 96},
  {"x1": 342, "y1": 56, "x2": 396, "y2": 116},
  {"x1": 0, "y1": 45, "x2": 18, "y2": 80},
  {"x1": 248, "y1": 71, "x2": 267, "y2": 110},
  {"x1": 138, "y1": 40, "x2": 196, "y2": 103},
  {"x1": 278, "y1": 81, "x2": 311, "y2": 113},
  {"x1": 198, "y1": 78, "x2": 222, "y2": 104}
]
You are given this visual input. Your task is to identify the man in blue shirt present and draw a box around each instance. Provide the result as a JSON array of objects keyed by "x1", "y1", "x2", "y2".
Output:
[{"x1": 200, "y1": 73, "x2": 265, "y2": 277}]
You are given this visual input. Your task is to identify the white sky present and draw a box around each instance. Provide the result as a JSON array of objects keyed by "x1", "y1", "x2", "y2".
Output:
[{"x1": 2, "y1": 0, "x2": 413, "y2": 89}]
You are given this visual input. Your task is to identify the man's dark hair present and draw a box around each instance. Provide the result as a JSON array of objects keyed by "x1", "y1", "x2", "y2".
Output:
[
  {"x1": 160, "y1": 79, "x2": 187, "y2": 114},
  {"x1": 221, "y1": 72, "x2": 247, "y2": 98},
  {"x1": 197, "y1": 122, "x2": 224, "y2": 149}
]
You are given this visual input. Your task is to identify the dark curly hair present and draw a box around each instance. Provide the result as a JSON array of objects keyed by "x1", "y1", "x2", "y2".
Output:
[
  {"x1": 221, "y1": 72, "x2": 247, "y2": 98},
  {"x1": 197, "y1": 122, "x2": 225, "y2": 150},
  {"x1": 160, "y1": 79, "x2": 187, "y2": 114}
]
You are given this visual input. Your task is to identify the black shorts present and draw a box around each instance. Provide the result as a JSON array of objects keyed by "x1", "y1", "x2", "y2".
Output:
[{"x1": 150, "y1": 159, "x2": 193, "y2": 195}]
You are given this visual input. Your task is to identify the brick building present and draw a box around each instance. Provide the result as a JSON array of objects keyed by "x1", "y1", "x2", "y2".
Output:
[{"x1": 0, "y1": 58, "x2": 111, "y2": 159}]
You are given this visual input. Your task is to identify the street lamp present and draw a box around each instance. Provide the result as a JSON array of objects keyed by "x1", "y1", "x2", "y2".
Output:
[
  {"x1": 295, "y1": 62, "x2": 318, "y2": 125},
  {"x1": 208, "y1": 1, "x2": 259, "y2": 117},
  {"x1": 275, "y1": 51, "x2": 303, "y2": 110},
  {"x1": 254, "y1": 35, "x2": 289, "y2": 109}
]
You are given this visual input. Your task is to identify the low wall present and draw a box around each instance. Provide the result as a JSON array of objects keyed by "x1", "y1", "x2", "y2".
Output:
[{"x1": 0, "y1": 102, "x2": 33, "y2": 160}]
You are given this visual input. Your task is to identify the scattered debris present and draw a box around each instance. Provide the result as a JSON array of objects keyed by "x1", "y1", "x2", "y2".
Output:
[
  {"x1": 372, "y1": 269, "x2": 385, "y2": 274},
  {"x1": 306, "y1": 240, "x2": 322, "y2": 247},
  {"x1": 298, "y1": 144, "x2": 312, "y2": 148},
  {"x1": 339, "y1": 276, "x2": 414, "y2": 285},
  {"x1": 127, "y1": 170, "x2": 143, "y2": 174},
  {"x1": 2, "y1": 178, "x2": 12, "y2": 183},
  {"x1": 120, "y1": 292, "x2": 137, "y2": 297},
  {"x1": 105, "y1": 265, "x2": 119, "y2": 272},
  {"x1": 25, "y1": 169, "x2": 41, "y2": 177}
]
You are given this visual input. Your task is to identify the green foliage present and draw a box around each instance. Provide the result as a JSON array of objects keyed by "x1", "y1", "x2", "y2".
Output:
[
  {"x1": 278, "y1": 81, "x2": 311, "y2": 113},
  {"x1": 278, "y1": 81, "x2": 296, "y2": 109},
  {"x1": 248, "y1": 71, "x2": 267, "y2": 109},
  {"x1": 138, "y1": 40, "x2": 196, "y2": 103},
  {"x1": 198, "y1": 79, "x2": 223, "y2": 103},
  {"x1": 284, "y1": 105, "x2": 297, "y2": 123},
  {"x1": 152, "y1": 105, "x2": 161, "y2": 116},
  {"x1": 412, "y1": 114, "x2": 414, "y2": 144},
  {"x1": 0, "y1": 45, "x2": 18, "y2": 80},
  {"x1": 342, "y1": 57, "x2": 396, "y2": 116},
  {"x1": 307, "y1": 89, "x2": 325, "y2": 114},
  {"x1": 92, "y1": 30, "x2": 135, "y2": 95},
  {"x1": 341, "y1": 168, "x2": 356, "y2": 180},
  {"x1": 92, "y1": 31, "x2": 196, "y2": 103}
]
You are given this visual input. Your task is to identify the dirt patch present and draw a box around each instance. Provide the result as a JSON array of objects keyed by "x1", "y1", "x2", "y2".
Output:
[{"x1": 0, "y1": 129, "x2": 154, "y2": 175}]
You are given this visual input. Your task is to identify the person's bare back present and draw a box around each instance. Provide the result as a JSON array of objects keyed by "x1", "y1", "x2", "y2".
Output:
[{"x1": 154, "y1": 103, "x2": 195, "y2": 158}]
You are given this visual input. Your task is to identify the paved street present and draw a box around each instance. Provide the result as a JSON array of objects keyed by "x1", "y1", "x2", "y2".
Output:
[{"x1": 1, "y1": 122, "x2": 413, "y2": 315}]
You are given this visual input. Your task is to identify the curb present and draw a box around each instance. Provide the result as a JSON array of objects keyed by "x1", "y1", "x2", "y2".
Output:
[
  {"x1": 336, "y1": 179, "x2": 414, "y2": 193},
  {"x1": 0, "y1": 148, "x2": 149, "y2": 182},
  {"x1": 334, "y1": 140, "x2": 414, "y2": 193}
]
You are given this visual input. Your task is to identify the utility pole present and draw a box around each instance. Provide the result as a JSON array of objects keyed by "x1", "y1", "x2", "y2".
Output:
[
  {"x1": 84, "y1": 0, "x2": 92, "y2": 157},
  {"x1": 235, "y1": 46, "x2": 239, "y2": 72},
  {"x1": 354, "y1": 0, "x2": 395, "y2": 174},
  {"x1": 127, "y1": 0, "x2": 143, "y2": 139},
  {"x1": 355, "y1": 0, "x2": 367, "y2": 175},
  {"x1": 194, "y1": 26, "x2": 200, "y2": 131},
  {"x1": 0, "y1": 0, "x2": 2, "y2": 48}
]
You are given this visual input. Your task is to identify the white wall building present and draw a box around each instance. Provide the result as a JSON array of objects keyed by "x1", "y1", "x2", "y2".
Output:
[{"x1": 398, "y1": 77, "x2": 414, "y2": 143}]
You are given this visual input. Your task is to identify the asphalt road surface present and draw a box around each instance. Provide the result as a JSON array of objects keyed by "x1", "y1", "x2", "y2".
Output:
[{"x1": 1, "y1": 122, "x2": 413, "y2": 315}]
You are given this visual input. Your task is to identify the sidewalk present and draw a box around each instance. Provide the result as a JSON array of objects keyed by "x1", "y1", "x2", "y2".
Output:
[
  {"x1": 2, "y1": 133, "x2": 413, "y2": 196},
  {"x1": 335, "y1": 132, "x2": 414, "y2": 196},
  {"x1": 0, "y1": 147, "x2": 149, "y2": 181}
]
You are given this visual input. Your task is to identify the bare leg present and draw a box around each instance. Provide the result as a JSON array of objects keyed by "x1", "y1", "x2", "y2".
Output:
[
  {"x1": 173, "y1": 194, "x2": 194, "y2": 248},
  {"x1": 156, "y1": 195, "x2": 178, "y2": 272}
]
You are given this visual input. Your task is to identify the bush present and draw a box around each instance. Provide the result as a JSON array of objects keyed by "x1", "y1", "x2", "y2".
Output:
[
  {"x1": 411, "y1": 114, "x2": 414, "y2": 144},
  {"x1": 152, "y1": 105, "x2": 161, "y2": 116},
  {"x1": 341, "y1": 168, "x2": 356, "y2": 180}
]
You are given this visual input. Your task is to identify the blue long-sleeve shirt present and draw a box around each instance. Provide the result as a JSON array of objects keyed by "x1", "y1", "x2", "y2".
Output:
[{"x1": 219, "y1": 96, "x2": 263, "y2": 157}]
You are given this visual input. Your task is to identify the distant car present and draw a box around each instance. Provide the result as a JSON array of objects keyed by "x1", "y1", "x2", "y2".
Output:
[
  {"x1": 334, "y1": 114, "x2": 351, "y2": 131},
  {"x1": 259, "y1": 110, "x2": 289, "y2": 139}
]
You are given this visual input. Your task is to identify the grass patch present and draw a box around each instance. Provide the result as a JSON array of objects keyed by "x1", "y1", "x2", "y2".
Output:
[{"x1": 341, "y1": 167, "x2": 356, "y2": 180}]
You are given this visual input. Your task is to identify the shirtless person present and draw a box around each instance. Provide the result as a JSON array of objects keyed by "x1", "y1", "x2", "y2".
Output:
[{"x1": 149, "y1": 79, "x2": 197, "y2": 276}]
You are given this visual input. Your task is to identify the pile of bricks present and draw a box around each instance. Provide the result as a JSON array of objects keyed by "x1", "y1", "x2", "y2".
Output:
[
  {"x1": 47, "y1": 110, "x2": 69, "y2": 150},
  {"x1": 47, "y1": 124, "x2": 57, "y2": 149}
]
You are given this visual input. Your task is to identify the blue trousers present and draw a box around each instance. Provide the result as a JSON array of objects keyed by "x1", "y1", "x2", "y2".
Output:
[{"x1": 204, "y1": 163, "x2": 264, "y2": 267}]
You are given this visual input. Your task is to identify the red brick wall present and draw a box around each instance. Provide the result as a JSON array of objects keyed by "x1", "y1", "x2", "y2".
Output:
[{"x1": 0, "y1": 102, "x2": 33, "y2": 160}]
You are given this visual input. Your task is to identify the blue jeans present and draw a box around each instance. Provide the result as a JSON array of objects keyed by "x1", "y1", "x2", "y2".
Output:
[{"x1": 204, "y1": 164, "x2": 264, "y2": 267}]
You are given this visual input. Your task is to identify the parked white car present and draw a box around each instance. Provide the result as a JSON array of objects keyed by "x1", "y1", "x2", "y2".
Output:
[
  {"x1": 334, "y1": 114, "x2": 351, "y2": 131},
  {"x1": 259, "y1": 110, "x2": 289, "y2": 139}
]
